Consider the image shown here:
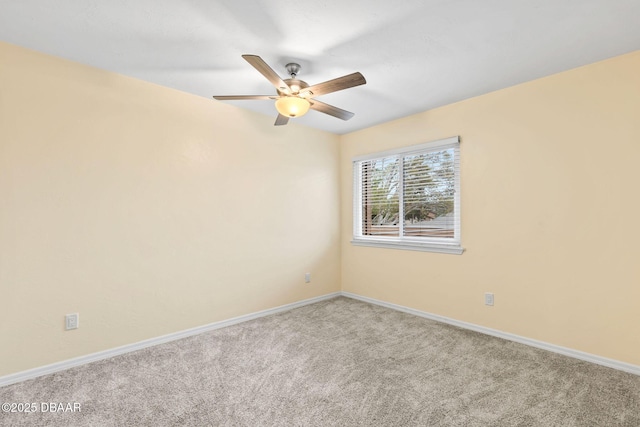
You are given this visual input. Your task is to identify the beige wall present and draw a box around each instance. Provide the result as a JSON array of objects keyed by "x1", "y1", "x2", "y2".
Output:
[
  {"x1": 0, "y1": 42, "x2": 341, "y2": 376},
  {"x1": 2, "y1": 40, "x2": 639, "y2": 378},
  {"x1": 340, "y1": 51, "x2": 640, "y2": 366}
]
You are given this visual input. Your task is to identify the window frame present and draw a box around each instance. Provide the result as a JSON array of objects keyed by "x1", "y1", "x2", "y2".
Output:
[{"x1": 351, "y1": 136, "x2": 463, "y2": 255}]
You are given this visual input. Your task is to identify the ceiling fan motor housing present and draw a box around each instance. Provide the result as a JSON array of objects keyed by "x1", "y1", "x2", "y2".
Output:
[{"x1": 278, "y1": 78, "x2": 309, "y2": 96}]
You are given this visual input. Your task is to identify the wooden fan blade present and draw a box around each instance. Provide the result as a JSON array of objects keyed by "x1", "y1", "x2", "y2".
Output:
[
  {"x1": 274, "y1": 114, "x2": 289, "y2": 126},
  {"x1": 242, "y1": 54, "x2": 290, "y2": 94},
  {"x1": 309, "y1": 100, "x2": 355, "y2": 121},
  {"x1": 303, "y1": 72, "x2": 366, "y2": 98},
  {"x1": 213, "y1": 95, "x2": 274, "y2": 100}
]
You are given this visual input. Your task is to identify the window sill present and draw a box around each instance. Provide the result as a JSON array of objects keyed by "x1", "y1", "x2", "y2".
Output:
[{"x1": 351, "y1": 238, "x2": 464, "y2": 255}]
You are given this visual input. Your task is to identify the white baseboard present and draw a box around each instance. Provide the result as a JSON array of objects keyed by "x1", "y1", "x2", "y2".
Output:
[
  {"x1": 3, "y1": 290, "x2": 638, "y2": 387},
  {"x1": 341, "y1": 291, "x2": 640, "y2": 376},
  {"x1": 0, "y1": 292, "x2": 341, "y2": 388}
]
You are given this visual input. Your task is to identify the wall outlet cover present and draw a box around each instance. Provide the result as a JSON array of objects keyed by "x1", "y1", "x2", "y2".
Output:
[
  {"x1": 484, "y1": 293, "x2": 494, "y2": 306},
  {"x1": 65, "y1": 313, "x2": 79, "y2": 330}
]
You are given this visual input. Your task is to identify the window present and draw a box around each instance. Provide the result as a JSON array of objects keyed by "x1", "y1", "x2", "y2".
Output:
[{"x1": 352, "y1": 136, "x2": 462, "y2": 254}]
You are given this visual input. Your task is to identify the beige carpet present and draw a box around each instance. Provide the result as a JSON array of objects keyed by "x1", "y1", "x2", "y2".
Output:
[{"x1": 1, "y1": 296, "x2": 639, "y2": 426}]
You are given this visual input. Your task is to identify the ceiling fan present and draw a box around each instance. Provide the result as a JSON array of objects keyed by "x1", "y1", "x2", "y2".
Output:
[{"x1": 213, "y1": 55, "x2": 366, "y2": 126}]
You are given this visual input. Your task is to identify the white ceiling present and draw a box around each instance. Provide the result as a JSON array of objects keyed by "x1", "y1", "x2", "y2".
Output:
[{"x1": 2, "y1": 1, "x2": 639, "y2": 134}]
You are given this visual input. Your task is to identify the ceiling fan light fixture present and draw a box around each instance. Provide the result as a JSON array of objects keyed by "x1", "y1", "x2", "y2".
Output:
[{"x1": 275, "y1": 96, "x2": 310, "y2": 118}]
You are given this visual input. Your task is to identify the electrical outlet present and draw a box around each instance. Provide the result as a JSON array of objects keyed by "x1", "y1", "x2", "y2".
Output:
[
  {"x1": 484, "y1": 293, "x2": 494, "y2": 306},
  {"x1": 304, "y1": 273, "x2": 311, "y2": 283},
  {"x1": 65, "y1": 313, "x2": 79, "y2": 330}
]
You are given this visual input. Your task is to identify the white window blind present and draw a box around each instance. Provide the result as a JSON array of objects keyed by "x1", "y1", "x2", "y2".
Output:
[{"x1": 352, "y1": 136, "x2": 462, "y2": 254}]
